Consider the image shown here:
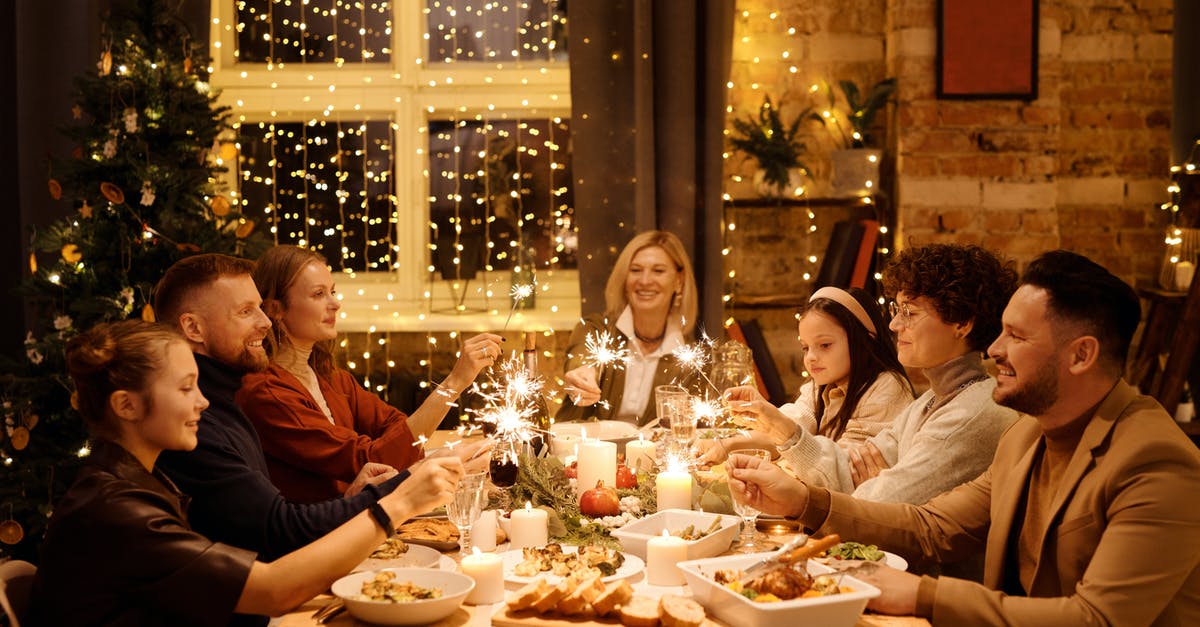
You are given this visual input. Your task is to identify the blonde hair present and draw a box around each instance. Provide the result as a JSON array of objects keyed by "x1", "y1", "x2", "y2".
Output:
[
  {"x1": 252, "y1": 245, "x2": 337, "y2": 379},
  {"x1": 603, "y1": 230, "x2": 698, "y2": 337}
]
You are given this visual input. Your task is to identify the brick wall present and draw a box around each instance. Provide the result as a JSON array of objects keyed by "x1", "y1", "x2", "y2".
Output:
[{"x1": 726, "y1": 0, "x2": 1175, "y2": 394}]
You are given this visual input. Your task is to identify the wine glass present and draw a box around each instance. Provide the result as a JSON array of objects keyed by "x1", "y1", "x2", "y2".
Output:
[
  {"x1": 666, "y1": 395, "x2": 699, "y2": 461},
  {"x1": 488, "y1": 441, "x2": 520, "y2": 510},
  {"x1": 445, "y1": 470, "x2": 487, "y2": 557},
  {"x1": 729, "y1": 448, "x2": 777, "y2": 553}
]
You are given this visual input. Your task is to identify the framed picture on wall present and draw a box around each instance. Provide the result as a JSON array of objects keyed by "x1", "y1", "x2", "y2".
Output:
[{"x1": 937, "y1": 0, "x2": 1038, "y2": 100}]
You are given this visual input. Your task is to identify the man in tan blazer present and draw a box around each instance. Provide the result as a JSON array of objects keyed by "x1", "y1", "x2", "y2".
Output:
[{"x1": 729, "y1": 250, "x2": 1200, "y2": 626}]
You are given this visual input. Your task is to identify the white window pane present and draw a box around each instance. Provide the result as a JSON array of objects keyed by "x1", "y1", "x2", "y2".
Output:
[
  {"x1": 425, "y1": 0, "x2": 567, "y2": 63},
  {"x1": 235, "y1": 0, "x2": 392, "y2": 64},
  {"x1": 427, "y1": 118, "x2": 575, "y2": 280},
  {"x1": 238, "y1": 120, "x2": 397, "y2": 272}
]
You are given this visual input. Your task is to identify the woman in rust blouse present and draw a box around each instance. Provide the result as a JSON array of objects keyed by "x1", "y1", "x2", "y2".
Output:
[
  {"x1": 29, "y1": 320, "x2": 461, "y2": 626},
  {"x1": 237, "y1": 245, "x2": 503, "y2": 502}
]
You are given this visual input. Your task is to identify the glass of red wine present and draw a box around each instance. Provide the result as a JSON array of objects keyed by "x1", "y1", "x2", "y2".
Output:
[{"x1": 489, "y1": 441, "x2": 520, "y2": 510}]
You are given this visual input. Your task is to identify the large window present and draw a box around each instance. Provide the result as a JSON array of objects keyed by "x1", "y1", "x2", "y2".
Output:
[{"x1": 211, "y1": 1, "x2": 576, "y2": 331}]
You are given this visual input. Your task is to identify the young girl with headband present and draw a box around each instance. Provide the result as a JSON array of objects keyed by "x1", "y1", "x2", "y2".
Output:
[
  {"x1": 700, "y1": 287, "x2": 913, "y2": 478},
  {"x1": 29, "y1": 320, "x2": 463, "y2": 626}
]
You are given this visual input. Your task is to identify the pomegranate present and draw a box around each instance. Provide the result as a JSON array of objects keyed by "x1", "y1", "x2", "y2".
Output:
[
  {"x1": 564, "y1": 461, "x2": 578, "y2": 479},
  {"x1": 579, "y1": 480, "x2": 621, "y2": 517}
]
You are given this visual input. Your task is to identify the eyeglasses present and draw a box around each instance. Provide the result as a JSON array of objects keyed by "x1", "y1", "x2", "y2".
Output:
[{"x1": 888, "y1": 301, "x2": 924, "y2": 327}]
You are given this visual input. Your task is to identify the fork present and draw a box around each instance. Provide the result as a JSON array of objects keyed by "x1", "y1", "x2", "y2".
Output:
[{"x1": 310, "y1": 598, "x2": 345, "y2": 624}]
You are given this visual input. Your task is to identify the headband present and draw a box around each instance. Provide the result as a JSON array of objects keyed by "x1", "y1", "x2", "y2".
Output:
[{"x1": 808, "y1": 287, "x2": 878, "y2": 337}]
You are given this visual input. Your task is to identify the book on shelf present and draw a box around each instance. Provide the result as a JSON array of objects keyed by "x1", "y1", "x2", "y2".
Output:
[
  {"x1": 849, "y1": 219, "x2": 880, "y2": 289},
  {"x1": 815, "y1": 220, "x2": 866, "y2": 289}
]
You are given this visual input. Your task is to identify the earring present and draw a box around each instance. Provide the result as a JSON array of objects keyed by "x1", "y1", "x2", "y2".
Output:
[{"x1": 672, "y1": 291, "x2": 682, "y2": 310}]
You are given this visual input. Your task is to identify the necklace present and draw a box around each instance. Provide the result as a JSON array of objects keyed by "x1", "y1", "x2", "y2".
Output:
[
  {"x1": 924, "y1": 375, "x2": 990, "y2": 415},
  {"x1": 633, "y1": 326, "x2": 666, "y2": 345}
]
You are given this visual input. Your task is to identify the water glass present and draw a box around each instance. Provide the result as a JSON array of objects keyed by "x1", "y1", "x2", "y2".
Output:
[
  {"x1": 445, "y1": 470, "x2": 487, "y2": 557},
  {"x1": 729, "y1": 448, "x2": 775, "y2": 552}
]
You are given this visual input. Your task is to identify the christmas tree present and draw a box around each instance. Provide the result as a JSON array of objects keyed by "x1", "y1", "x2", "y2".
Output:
[{"x1": 0, "y1": 0, "x2": 266, "y2": 560}]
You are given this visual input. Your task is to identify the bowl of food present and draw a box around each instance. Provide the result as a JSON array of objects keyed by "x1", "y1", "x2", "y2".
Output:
[
  {"x1": 331, "y1": 567, "x2": 474, "y2": 626},
  {"x1": 678, "y1": 553, "x2": 880, "y2": 627},
  {"x1": 611, "y1": 509, "x2": 740, "y2": 560}
]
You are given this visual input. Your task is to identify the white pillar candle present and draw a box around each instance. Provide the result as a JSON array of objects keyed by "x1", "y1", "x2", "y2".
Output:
[
  {"x1": 552, "y1": 433, "x2": 580, "y2": 461},
  {"x1": 645, "y1": 530, "x2": 688, "y2": 586},
  {"x1": 625, "y1": 437, "x2": 657, "y2": 473},
  {"x1": 509, "y1": 501, "x2": 549, "y2": 550},
  {"x1": 473, "y1": 510, "x2": 497, "y2": 552},
  {"x1": 462, "y1": 548, "x2": 505, "y2": 605},
  {"x1": 576, "y1": 439, "x2": 617, "y2": 496},
  {"x1": 656, "y1": 470, "x2": 693, "y2": 512}
]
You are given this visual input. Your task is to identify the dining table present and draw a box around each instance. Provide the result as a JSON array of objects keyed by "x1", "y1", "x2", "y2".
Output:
[{"x1": 272, "y1": 430, "x2": 931, "y2": 627}]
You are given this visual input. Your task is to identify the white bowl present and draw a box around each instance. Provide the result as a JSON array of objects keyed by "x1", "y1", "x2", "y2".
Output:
[
  {"x1": 678, "y1": 553, "x2": 881, "y2": 627},
  {"x1": 611, "y1": 509, "x2": 740, "y2": 561},
  {"x1": 331, "y1": 567, "x2": 474, "y2": 626}
]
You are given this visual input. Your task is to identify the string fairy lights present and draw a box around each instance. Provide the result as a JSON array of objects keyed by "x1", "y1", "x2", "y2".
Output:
[{"x1": 213, "y1": 0, "x2": 574, "y2": 408}]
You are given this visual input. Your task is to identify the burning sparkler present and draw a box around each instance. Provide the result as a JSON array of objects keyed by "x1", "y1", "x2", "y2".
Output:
[
  {"x1": 503, "y1": 281, "x2": 536, "y2": 331},
  {"x1": 465, "y1": 354, "x2": 550, "y2": 462},
  {"x1": 581, "y1": 326, "x2": 630, "y2": 387}
]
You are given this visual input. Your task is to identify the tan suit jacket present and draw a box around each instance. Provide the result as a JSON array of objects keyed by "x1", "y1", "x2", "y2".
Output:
[{"x1": 801, "y1": 380, "x2": 1200, "y2": 626}]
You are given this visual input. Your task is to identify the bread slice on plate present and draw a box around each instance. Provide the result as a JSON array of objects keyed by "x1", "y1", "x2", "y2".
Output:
[
  {"x1": 619, "y1": 595, "x2": 661, "y2": 627},
  {"x1": 506, "y1": 577, "x2": 549, "y2": 611},
  {"x1": 591, "y1": 579, "x2": 634, "y2": 617},
  {"x1": 559, "y1": 575, "x2": 605, "y2": 615},
  {"x1": 658, "y1": 594, "x2": 705, "y2": 627}
]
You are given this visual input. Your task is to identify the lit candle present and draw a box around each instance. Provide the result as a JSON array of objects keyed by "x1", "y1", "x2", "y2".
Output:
[
  {"x1": 473, "y1": 509, "x2": 497, "y2": 552},
  {"x1": 462, "y1": 548, "x2": 505, "y2": 605},
  {"x1": 656, "y1": 469, "x2": 693, "y2": 512},
  {"x1": 509, "y1": 501, "x2": 549, "y2": 550},
  {"x1": 576, "y1": 437, "x2": 617, "y2": 496},
  {"x1": 646, "y1": 530, "x2": 688, "y2": 586},
  {"x1": 625, "y1": 435, "x2": 657, "y2": 473},
  {"x1": 552, "y1": 432, "x2": 579, "y2": 461}
]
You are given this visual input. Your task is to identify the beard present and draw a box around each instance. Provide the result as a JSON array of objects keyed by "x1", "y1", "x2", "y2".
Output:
[
  {"x1": 994, "y1": 358, "x2": 1058, "y2": 416},
  {"x1": 214, "y1": 341, "x2": 269, "y2": 373}
]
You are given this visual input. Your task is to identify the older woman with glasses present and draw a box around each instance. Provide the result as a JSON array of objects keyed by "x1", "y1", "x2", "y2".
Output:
[{"x1": 774, "y1": 243, "x2": 1020, "y2": 506}]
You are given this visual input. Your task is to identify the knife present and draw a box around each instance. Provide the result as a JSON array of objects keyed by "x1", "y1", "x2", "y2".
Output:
[{"x1": 737, "y1": 533, "x2": 841, "y2": 585}]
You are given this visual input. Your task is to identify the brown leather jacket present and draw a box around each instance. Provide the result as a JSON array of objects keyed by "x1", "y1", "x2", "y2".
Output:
[{"x1": 28, "y1": 439, "x2": 257, "y2": 626}]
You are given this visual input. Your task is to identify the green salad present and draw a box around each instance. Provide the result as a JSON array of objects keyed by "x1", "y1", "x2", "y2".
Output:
[{"x1": 825, "y1": 541, "x2": 885, "y2": 561}]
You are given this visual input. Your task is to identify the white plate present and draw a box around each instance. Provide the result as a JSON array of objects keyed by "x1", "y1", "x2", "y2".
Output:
[
  {"x1": 500, "y1": 545, "x2": 644, "y2": 584},
  {"x1": 355, "y1": 543, "x2": 442, "y2": 572},
  {"x1": 816, "y1": 550, "x2": 908, "y2": 571}
]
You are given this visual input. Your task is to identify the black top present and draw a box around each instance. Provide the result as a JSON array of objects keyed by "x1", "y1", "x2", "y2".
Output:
[
  {"x1": 158, "y1": 354, "x2": 408, "y2": 561},
  {"x1": 29, "y1": 440, "x2": 257, "y2": 627}
]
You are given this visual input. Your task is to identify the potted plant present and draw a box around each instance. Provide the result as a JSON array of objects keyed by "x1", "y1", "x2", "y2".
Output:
[
  {"x1": 819, "y1": 78, "x2": 897, "y2": 197},
  {"x1": 729, "y1": 95, "x2": 820, "y2": 198}
]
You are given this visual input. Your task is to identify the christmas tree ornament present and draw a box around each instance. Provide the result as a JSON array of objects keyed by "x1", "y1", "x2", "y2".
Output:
[
  {"x1": 9, "y1": 426, "x2": 29, "y2": 451},
  {"x1": 70, "y1": 392, "x2": 80, "y2": 411},
  {"x1": 123, "y1": 107, "x2": 139, "y2": 133},
  {"x1": 100, "y1": 182, "x2": 125, "y2": 204},
  {"x1": 98, "y1": 50, "x2": 112, "y2": 76},
  {"x1": 48, "y1": 179, "x2": 62, "y2": 200},
  {"x1": 140, "y1": 181, "x2": 155, "y2": 206},
  {"x1": 71, "y1": 104, "x2": 82, "y2": 120},
  {"x1": 142, "y1": 304, "x2": 155, "y2": 322},
  {"x1": 102, "y1": 136, "x2": 118, "y2": 159},
  {"x1": 235, "y1": 220, "x2": 256, "y2": 239},
  {"x1": 0, "y1": 505, "x2": 23, "y2": 545},
  {"x1": 183, "y1": 57, "x2": 193, "y2": 74},
  {"x1": 28, "y1": 252, "x2": 37, "y2": 274},
  {"x1": 219, "y1": 142, "x2": 238, "y2": 161},
  {"x1": 79, "y1": 200, "x2": 93, "y2": 218},
  {"x1": 210, "y1": 195, "x2": 231, "y2": 216},
  {"x1": 61, "y1": 244, "x2": 82, "y2": 264}
]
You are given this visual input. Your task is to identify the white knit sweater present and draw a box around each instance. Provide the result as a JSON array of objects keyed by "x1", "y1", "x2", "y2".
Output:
[{"x1": 778, "y1": 352, "x2": 1017, "y2": 504}]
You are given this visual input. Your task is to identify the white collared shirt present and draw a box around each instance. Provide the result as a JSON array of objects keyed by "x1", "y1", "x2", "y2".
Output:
[{"x1": 614, "y1": 306, "x2": 685, "y2": 420}]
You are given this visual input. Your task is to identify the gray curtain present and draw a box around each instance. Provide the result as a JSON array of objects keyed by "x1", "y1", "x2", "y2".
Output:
[{"x1": 569, "y1": 0, "x2": 734, "y2": 336}]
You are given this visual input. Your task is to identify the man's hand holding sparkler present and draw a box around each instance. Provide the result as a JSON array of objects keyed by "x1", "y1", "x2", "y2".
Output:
[{"x1": 563, "y1": 365, "x2": 602, "y2": 406}]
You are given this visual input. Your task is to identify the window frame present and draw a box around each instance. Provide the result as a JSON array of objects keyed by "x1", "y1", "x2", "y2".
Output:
[{"x1": 208, "y1": 0, "x2": 579, "y2": 332}]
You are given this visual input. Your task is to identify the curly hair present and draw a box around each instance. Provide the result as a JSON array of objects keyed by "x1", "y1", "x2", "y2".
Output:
[{"x1": 881, "y1": 244, "x2": 1018, "y2": 351}]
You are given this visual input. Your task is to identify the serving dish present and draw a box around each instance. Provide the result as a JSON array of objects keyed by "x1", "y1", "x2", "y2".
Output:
[
  {"x1": 610, "y1": 509, "x2": 740, "y2": 560},
  {"x1": 678, "y1": 552, "x2": 880, "y2": 627},
  {"x1": 331, "y1": 567, "x2": 474, "y2": 626}
]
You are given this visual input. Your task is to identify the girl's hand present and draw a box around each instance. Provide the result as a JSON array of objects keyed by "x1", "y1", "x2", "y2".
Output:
[
  {"x1": 724, "y1": 387, "x2": 797, "y2": 446},
  {"x1": 563, "y1": 366, "x2": 601, "y2": 406}
]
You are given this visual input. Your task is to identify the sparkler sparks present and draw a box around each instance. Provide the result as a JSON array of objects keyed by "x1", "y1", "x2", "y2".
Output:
[
  {"x1": 466, "y1": 354, "x2": 550, "y2": 457},
  {"x1": 502, "y1": 281, "x2": 536, "y2": 331},
  {"x1": 583, "y1": 327, "x2": 630, "y2": 371}
]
